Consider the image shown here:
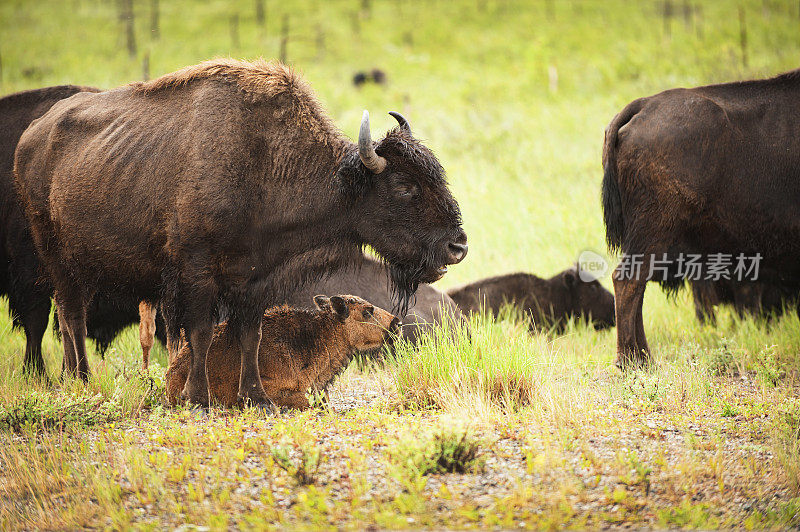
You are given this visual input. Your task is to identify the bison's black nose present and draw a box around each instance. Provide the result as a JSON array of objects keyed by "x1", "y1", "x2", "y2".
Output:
[
  {"x1": 446, "y1": 230, "x2": 468, "y2": 264},
  {"x1": 389, "y1": 317, "x2": 402, "y2": 333},
  {"x1": 448, "y1": 242, "x2": 468, "y2": 263}
]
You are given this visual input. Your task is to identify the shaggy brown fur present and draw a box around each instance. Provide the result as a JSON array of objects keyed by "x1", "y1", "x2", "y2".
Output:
[
  {"x1": 14, "y1": 59, "x2": 465, "y2": 406},
  {"x1": 134, "y1": 59, "x2": 339, "y2": 146},
  {"x1": 166, "y1": 295, "x2": 399, "y2": 409},
  {"x1": 447, "y1": 266, "x2": 615, "y2": 332}
]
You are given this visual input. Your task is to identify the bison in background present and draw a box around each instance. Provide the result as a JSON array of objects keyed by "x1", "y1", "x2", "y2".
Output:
[
  {"x1": 447, "y1": 266, "x2": 615, "y2": 332},
  {"x1": 166, "y1": 295, "x2": 399, "y2": 409},
  {"x1": 1, "y1": 85, "x2": 166, "y2": 379},
  {"x1": 603, "y1": 69, "x2": 800, "y2": 367},
  {"x1": 284, "y1": 253, "x2": 464, "y2": 345},
  {"x1": 15, "y1": 59, "x2": 466, "y2": 407}
]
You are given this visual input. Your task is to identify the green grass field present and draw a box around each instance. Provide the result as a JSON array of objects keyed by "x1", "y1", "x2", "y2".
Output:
[{"x1": 1, "y1": 0, "x2": 800, "y2": 528}]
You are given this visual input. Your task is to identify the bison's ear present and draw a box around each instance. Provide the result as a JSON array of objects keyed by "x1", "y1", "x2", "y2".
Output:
[
  {"x1": 314, "y1": 295, "x2": 332, "y2": 311},
  {"x1": 330, "y1": 296, "x2": 350, "y2": 320},
  {"x1": 336, "y1": 149, "x2": 372, "y2": 200},
  {"x1": 562, "y1": 270, "x2": 577, "y2": 289}
]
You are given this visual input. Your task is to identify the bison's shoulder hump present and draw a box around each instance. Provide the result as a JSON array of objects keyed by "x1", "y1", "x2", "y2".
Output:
[{"x1": 133, "y1": 59, "x2": 307, "y2": 100}]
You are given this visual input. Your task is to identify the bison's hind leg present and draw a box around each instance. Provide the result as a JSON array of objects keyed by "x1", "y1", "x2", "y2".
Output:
[
  {"x1": 612, "y1": 258, "x2": 651, "y2": 369},
  {"x1": 54, "y1": 288, "x2": 91, "y2": 381}
]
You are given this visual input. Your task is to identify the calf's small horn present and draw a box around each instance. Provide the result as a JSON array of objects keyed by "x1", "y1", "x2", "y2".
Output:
[
  {"x1": 388, "y1": 111, "x2": 411, "y2": 133},
  {"x1": 358, "y1": 110, "x2": 387, "y2": 174}
]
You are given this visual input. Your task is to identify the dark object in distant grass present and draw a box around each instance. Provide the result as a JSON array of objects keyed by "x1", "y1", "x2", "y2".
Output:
[
  {"x1": 14, "y1": 59, "x2": 466, "y2": 407},
  {"x1": 0, "y1": 85, "x2": 167, "y2": 379},
  {"x1": 353, "y1": 68, "x2": 387, "y2": 87},
  {"x1": 602, "y1": 69, "x2": 800, "y2": 368},
  {"x1": 447, "y1": 266, "x2": 615, "y2": 332},
  {"x1": 165, "y1": 295, "x2": 399, "y2": 409},
  {"x1": 691, "y1": 279, "x2": 799, "y2": 325}
]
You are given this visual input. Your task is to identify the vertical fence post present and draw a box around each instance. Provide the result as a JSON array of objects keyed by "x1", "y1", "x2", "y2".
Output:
[
  {"x1": 255, "y1": 0, "x2": 265, "y2": 26},
  {"x1": 150, "y1": 0, "x2": 159, "y2": 39},
  {"x1": 739, "y1": 5, "x2": 748, "y2": 68},
  {"x1": 230, "y1": 13, "x2": 240, "y2": 49},
  {"x1": 279, "y1": 15, "x2": 289, "y2": 63},
  {"x1": 124, "y1": 0, "x2": 136, "y2": 58},
  {"x1": 142, "y1": 51, "x2": 150, "y2": 80},
  {"x1": 316, "y1": 24, "x2": 325, "y2": 60}
]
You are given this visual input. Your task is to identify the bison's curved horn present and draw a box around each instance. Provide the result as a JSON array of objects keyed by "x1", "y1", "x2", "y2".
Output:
[
  {"x1": 358, "y1": 110, "x2": 387, "y2": 174},
  {"x1": 388, "y1": 111, "x2": 411, "y2": 133}
]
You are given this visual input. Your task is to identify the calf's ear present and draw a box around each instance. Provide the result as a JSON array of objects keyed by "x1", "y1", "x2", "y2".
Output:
[
  {"x1": 314, "y1": 295, "x2": 332, "y2": 311},
  {"x1": 330, "y1": 296, "x2": 350, "y2": 320},
  {"x1": 562, "y1": 270, "x2": 577, "y2": 288}
]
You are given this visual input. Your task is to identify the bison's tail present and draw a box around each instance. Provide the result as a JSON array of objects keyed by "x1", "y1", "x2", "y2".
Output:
[{"x1": 602, "y1": 99, "x2": 643, "y2": 253}]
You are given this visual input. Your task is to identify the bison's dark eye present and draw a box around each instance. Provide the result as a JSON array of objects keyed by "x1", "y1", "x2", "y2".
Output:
[
  {"x1": 394, "y1": 182, "x2": 419, "y2": 199},
  {"x1": 362, "y1": 306, "x2": 375, "y2": 319}
]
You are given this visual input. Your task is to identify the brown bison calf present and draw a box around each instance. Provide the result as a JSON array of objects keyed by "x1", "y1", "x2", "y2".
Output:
[
  {"x1": 447, "y1": 266, "x2": 615, "y2": 332},
  {"x1": 166, "y1": 295, "x2": 399, "y2": 409}
]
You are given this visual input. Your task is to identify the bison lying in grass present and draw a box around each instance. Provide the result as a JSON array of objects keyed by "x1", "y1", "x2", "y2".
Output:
[
  {"x1": 284, "y1": 254, "x2": 464, "y2": 345},
  {"x1": 447, "y1": 266, "x2": 615, "y2": 332},
  {"x1": 166, "y1": 295, "x2": 399, "y2": 409}
]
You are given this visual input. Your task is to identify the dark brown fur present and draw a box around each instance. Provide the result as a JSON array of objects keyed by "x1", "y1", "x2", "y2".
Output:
[
  {"x1": 14, "y1": 59, "x2": 465, "y2": 405},
  {"x1": 165, "y1": 295, "x2": 399, "y2": 409},
  {"x1": 448, "y1": 267, "x2": 615, "y2": 332},
  {"x1": 691, "y1": 280, "x2": 798, "y2": 325},
  {"x1": 602, "y1": 69, "x2": 800, "y2": 367}
]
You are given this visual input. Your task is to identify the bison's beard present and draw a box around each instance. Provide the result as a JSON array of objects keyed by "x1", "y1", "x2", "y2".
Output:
[{"x1": 387, "y1": 250, "x2": 438, "y2": 317}]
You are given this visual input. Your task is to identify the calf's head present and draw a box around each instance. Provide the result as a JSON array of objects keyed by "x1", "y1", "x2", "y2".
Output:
[
  {"x1": 338, "y1": 111, "x2": 467, "y2": 313},
  {"x1": 560, "y1": 266, "x2": 616, "y2": 330},
  {"x1": 314, "y1": 294, "x2": 400, "y2": 351}
]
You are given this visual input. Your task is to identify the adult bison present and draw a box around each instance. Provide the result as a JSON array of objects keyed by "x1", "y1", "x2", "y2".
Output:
[
  {"x1": 1, "y1": 85, "x2": 167, "y2": 378},
  {"x1": 14, "y1": 59, "x2": 467, "y2": 407},
  {"x1": 602, "y1": 69, "x2": 800, "y2": 367}
]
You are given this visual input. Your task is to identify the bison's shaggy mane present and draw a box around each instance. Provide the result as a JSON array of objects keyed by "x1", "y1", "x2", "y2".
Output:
[{"x1": 133, "y1": 58, "x2": 342, "y2": 147}]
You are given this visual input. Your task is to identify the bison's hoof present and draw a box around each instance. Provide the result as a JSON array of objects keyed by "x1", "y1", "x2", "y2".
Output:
[
  {"x1": 180, "y1": 383, "x2": 210, "y2": 407},
  {"x1": 238, "y1": 390, "x2": 277, "y2": 414},
  {"x1": 614, "y1": 353, "x2": 652, "y2": 371}
]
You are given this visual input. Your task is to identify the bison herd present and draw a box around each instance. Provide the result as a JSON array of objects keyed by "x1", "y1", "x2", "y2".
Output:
[{"x1": 2, "y1": 59, "x2": 798, "y2": 410}]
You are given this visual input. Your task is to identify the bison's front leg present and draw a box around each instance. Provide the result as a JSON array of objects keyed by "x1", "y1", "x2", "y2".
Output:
[
  {"x1": 236, "y1": 319, "x2": 273, "y2": 409},
  {"x1": 182, "y1": 320, "x2": 213, "y2": 407},
  {"x1": 612, "y1": 263, "x2": 650, "y2": 369}
]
